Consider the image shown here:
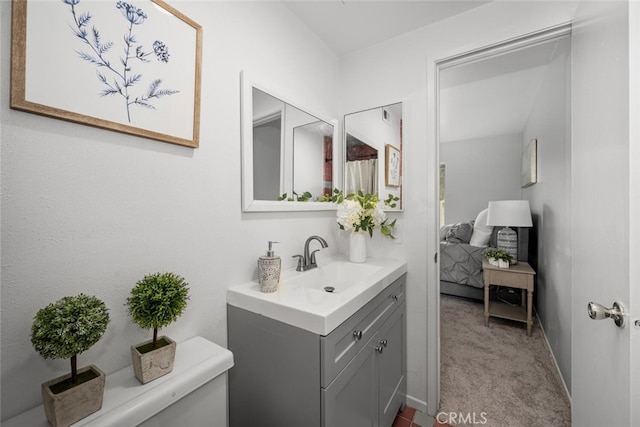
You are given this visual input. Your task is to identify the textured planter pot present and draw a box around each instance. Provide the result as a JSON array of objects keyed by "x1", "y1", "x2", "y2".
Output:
[
  {"x1": 488, "y1": 257, "x2": 499, "y2": 267},
  {"x1": 41, "y1": 364, "x2": 105, "y2": 427},
  {"x1": 498, "y1": 259, "x2": 510, "y2": 269},
  {"x1": 131, "y1": 336, "x2": 176, "y2": 384}
]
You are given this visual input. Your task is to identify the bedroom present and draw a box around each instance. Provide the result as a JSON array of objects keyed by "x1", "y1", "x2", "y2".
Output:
[{"x1": 437, "y1": 29, "x2": 573, "y2": 421}]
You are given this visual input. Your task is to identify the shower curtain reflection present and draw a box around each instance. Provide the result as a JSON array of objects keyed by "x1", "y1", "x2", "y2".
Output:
[{"x1": 345, "y1": 159, "x2": 378, "y2": 194}]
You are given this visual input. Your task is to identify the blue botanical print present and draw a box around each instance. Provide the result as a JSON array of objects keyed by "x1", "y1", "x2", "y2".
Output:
[{"x1": 61, "y1": 0, "x2": 179, "y2": 123}]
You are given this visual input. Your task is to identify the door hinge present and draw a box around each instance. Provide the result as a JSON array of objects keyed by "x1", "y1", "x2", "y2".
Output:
[{"x1": 434, "y1": 252, "x2": 438, "y2": 263}]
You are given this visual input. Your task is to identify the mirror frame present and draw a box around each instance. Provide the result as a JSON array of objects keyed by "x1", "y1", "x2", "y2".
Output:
[{"x1": 241, "y1": 70, "x2": 339, "y2": 212}]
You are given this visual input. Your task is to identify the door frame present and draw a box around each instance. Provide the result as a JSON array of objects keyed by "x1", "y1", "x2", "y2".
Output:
[{"x1": 425, "y1": 23, "x2": 573, "y2": 417}]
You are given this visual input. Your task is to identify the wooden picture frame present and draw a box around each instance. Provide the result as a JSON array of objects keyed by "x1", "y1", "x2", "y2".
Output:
[
  {"x1": 10, "y1": 0, "x2": 202, "y2": 148},
  {"x1": 521, "y1": 139, "x2": 537, "y2": 188},
  {"x1": 385, "y1": 144, "x2": 401, "y2": 187}
]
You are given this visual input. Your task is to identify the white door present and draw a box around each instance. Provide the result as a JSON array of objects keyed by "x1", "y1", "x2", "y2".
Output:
[{"x1": 571, "y1": 1, "x2": 638, "y2": 425}]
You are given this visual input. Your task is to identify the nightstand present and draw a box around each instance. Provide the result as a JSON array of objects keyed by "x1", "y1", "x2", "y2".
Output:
[{"x1": 483, "y1": 261, "x2": 536, "y2": 336}]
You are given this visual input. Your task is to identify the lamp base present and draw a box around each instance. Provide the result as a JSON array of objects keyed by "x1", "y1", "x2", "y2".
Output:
[{"x1": 497, "y1": 227, "x2": 518, "y2": 264}]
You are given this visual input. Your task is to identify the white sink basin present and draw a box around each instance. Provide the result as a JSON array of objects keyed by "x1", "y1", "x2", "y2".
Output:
[
  {"x1": 227, "y1": 255, "x2": 407, "y2": 335},
  {"x1": 285, "y1": 261, "x2": 383, "y2": 294}
]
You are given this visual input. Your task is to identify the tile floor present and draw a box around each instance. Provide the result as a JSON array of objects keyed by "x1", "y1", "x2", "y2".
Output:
[{"x1": 392, "y1": 406, "x2": 450, "y2": 427}]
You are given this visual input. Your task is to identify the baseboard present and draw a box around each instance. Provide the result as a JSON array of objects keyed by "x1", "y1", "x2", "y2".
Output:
[
  {"x1": 406, "y1": 394, "x2": 428, "y2": 414},
  {"x1": 534, "y1": 308, "x2": 572, "y2": 405}
]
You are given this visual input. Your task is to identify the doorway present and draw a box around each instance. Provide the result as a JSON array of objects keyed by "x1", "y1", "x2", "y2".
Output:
[{"x1": 433, "y1": 24, "x2": 572, "y2": 421}]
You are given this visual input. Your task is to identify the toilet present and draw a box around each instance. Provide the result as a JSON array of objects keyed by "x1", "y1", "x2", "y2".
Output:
[{"x1": 3, "y1": 336, "x2": 234, "y2": 427}]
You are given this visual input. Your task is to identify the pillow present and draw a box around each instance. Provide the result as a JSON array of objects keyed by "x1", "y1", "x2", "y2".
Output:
[
  {"x1": 445, "y1": 221, "x2": 474, "y2": 244},
  {"x1": 469, "y1": 208, "x2": 493, "y2": 247},
  {"x1": 440, "y1": 224, "x2": 453, "y2": 241}
]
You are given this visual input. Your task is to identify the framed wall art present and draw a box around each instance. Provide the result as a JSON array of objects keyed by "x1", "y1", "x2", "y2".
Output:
[
  {"x1": 385, "y1": 144, "x2": 401, "y2": 187},
  {"x1": 521, "y1": 138, "x2": 537, "y2": 188},
  {"x1": 11, "y1": 0, "x2": 202, "y2": 148}
]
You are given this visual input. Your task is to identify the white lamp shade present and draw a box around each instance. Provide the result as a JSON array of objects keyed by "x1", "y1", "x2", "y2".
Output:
[{"x1": 486, "y1": 200, "x2": 532, "y2": 227}]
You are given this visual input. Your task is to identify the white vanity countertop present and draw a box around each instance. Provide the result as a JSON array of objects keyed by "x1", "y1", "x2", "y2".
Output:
[{"x1": 227, "y1": 255, "x2": 407, "y2": 335}]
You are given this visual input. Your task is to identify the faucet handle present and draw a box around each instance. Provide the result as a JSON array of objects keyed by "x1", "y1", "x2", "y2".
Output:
[
  {"x1": 309, "y1": 249, "x2": 321, "y2": 265},
  {"x1": 292, "y1": 255, "x2": 304, "y2": 271}
]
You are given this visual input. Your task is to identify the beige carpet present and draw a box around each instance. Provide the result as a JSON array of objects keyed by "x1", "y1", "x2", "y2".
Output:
[{"x1": 439, "y1": 294, "x2": 571, "y2": 427}]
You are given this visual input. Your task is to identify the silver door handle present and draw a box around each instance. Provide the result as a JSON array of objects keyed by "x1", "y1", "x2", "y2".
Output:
[{"x1": 587, "y1": 301, "x2": 625, "y2": 328}]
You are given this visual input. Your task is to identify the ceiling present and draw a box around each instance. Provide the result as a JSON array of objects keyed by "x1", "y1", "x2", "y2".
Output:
[
  {"x1": 440, "y1": 37, "x2": 570, "y2": 143},
  {"x1": 282, "y1": 1, "x2": 491, "y2": 56},
  {"x1": 282, "y1": 1, "x2": 569, "y2": 143}
]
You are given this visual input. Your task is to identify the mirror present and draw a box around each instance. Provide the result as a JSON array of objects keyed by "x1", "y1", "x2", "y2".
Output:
[
  {"x1": 344, "y1": 103, "x2": 403, "y2": 210},
  {"x1": 241, "y1": 71, "x2": 338, "y2": 212}
]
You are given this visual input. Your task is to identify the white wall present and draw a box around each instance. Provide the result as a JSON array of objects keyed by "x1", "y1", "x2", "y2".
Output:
[
  {"x1": 522, "y1": 35, "x2": 572, "y2": 392},
  {"x1": 340, "y1": 0, "x2": 578, "y2": 413},
  {"x1": 0, "y1": 1, "x2": 341, "y2": 420},
  {"x1": 440, "y1": 133, "x2": 523, "y2": 225}
]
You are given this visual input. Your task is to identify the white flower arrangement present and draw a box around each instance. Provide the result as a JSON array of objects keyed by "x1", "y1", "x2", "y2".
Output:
[{"x1": 334, "y1": 190, "x2": 397, "y2": 238}]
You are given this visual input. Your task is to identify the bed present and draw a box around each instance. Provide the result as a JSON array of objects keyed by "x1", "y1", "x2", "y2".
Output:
[{"x1": 440, "y1": 209, "x2": 529, "y2": 301}]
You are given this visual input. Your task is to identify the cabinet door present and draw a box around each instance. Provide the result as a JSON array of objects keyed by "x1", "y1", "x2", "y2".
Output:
[
  {"x1": 321, "y1": 276, "x2": 405, "y2": 388},
  {"x1": 377, "y1": 305, "x2": 406, "y2": 427},
  {"x1": 322, "y1": 334, "x2": 378, "y2": 427}
]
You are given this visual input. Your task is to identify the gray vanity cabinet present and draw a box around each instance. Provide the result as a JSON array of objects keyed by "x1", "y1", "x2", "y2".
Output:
[
  {"x1": 322, "y1": 305, "x2": 406, "y2": 427},
  {"x1": 377, "y1": 306, "x2": 406, "y2": 427},
  {"x1": 322, "y1": 333, "x2": 378, "y2": 427},
  {"x1": 228, "y1": 274, "x2": 406, "y2": 427}
]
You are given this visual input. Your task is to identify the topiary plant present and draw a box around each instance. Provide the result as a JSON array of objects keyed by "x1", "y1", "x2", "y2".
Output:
[
  {"x1": 126, "y1": 272, "x2": 189, "y2": 350},
  {"x1": 495, "y1": 250, "x2": 513, "y2": 263},
  {"x1": 31, "y1": 294, "x2": 110, "y2": 386}
]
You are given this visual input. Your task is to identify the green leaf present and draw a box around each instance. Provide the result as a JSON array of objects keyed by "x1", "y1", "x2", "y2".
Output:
[
  {"x1": 126, "y1": 272, "x2": 189, "y2": 335},
  {"x1": 31, "y1": 294, "x2": 110, "y2": 361}
]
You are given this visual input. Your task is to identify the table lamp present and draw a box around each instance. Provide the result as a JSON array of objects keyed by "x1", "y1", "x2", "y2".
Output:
[{"x1": 486, "y1": 200, "x2": 532, "y2": 264}]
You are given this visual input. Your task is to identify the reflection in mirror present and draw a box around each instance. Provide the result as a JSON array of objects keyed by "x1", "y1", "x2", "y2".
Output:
[
  {"x1": 345, "y1": 134, "x2": 378, "y2": 194},
  {"x1": 344, "y1": 102, "x2": 403, "y2": 210},
  {"x1": 293, "y1": 120, "x2": 334, "y2": 200},
  {"x1": 241, "y1": 71, "x2": 337, "y2": 212},
  {"x1": 252, "y1": 89, "x2": 283, "y2": 201}
]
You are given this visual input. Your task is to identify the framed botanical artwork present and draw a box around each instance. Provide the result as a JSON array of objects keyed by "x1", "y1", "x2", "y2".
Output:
[
  {"x1": 385, "y1": 144, "x2": 401, "y2": 187},
  {"x1": 521, "y1": 139, "x2": 538, "y2": 188},
  {"x1": 10, "y1": 0, "x2": 202, "y2": 148}
]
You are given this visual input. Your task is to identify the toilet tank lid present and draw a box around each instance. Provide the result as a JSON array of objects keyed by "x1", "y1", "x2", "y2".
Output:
[
  {"x1": 90, "y1": 336, "x2": 234, "y2": 427},
  {"x1": 3, "y1": 336, "x2": 234, "y2": 427}
]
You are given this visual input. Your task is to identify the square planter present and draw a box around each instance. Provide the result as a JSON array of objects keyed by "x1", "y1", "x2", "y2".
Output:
[
  {"x1": 498, "y1": 259, "x2": 510, "y2": 268},
  {"x1": 41, "y1": 364, "x2": 105, "y2": 427},
  {"x1": 131, "y1": 336, "x2": 176, "y2": 384}
]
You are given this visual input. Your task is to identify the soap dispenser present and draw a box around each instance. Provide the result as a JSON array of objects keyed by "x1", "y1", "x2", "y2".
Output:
[{"x1": 258, "y1": 241, "x2": 281, "y2": 293}]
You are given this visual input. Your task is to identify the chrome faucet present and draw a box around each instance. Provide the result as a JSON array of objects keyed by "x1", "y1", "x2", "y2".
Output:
[{"x1": 293, "y1": 235, "x2": 329, "y2": 271}]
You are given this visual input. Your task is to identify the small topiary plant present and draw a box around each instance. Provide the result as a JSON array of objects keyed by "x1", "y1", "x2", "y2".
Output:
[
  {"x1": 126, "y1": 272, "x2": 189, "y2": 351},
  {"x1": 484, "y1": 248, "x2": 513, "y2": 265},
  {"x1": 31, "y1": 294, "x2": 110, "y2": 390}
]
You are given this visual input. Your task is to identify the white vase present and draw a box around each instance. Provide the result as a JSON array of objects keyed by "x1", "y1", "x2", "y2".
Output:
[{"x1": 349, "y1": 232, "x2": 367, "y2": 263}]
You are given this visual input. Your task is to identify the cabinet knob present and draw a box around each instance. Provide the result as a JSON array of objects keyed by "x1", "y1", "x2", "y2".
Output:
[
  {"x1": 379, "y1": 339, "x2": 388, "y2": 347},
  {"x1": 353, "y1": 330, "x2": 363, "y2": 340},
  {"x1": 392, "y1": 295, "x2": 399, "y2": 301},
  {"x1": 375, "y1": 345, "x2": 384, "y2": 353}
]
